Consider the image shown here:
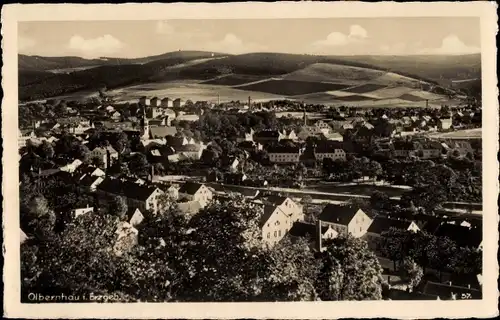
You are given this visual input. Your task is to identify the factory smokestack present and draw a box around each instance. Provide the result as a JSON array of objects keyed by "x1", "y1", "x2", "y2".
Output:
[{"x1": 248, "y1": 96, "x2": 252, "y2": 109}]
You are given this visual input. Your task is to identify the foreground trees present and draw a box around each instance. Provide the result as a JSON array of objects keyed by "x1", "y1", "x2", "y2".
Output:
[
  {"x1": 21, "y1": 198, "x2": 385, "y2": 302},
  {"x1": 316, "y1": 236, "x2": 384, "y2": 301}
]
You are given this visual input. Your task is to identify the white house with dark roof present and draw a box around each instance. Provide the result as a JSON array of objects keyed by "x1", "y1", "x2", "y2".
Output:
[
  {"x1": 126, "y1": 207, "x2": 145, "y2": 227},
  {"x1": 178, "y1": 182, "x2": 213, "y2": 208},
  {"x1": 268, "y1": 145, "x2": 302, "y2": 164},
  {"x1": 314, "y1": 141, "x2": 346, "y2": 162},
  {"x1": 288, "y1": 221, "x2": 338, "y2": 252},
  {"x1": 318, "y1": 204, "x2": 372, "y2": 238},
  {"x1": 97, "y1": 178, "x2": 165, "y2": 214}
]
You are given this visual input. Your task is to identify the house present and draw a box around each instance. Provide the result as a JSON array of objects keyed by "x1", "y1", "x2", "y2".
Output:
[
  {"x1": 442, "y1": 141, "x2": 474, "y2": 158},
  {"x1": 317, "y1": 204, "x2": 372, "y2": 238},
  {"x1": 414, "y1": 141, "x2": 443, "y2": 159},
  {"x1": 296, "y1": 126, "x2": 324, "y2": 141},
  {"x1": 148, "y1": 117, "x2": 171, "y2": 127},
  {"x1": 261, "y1": 196, "x2": 304, "y2": 223},
  {"x1": 73, "y1": 205, "x2": 94, "y2": 218},
  {"x1": 139, "y1": 96, "x2": 151, "y2": 106},
  {"x1": 110, "y1": 111, "x2": 122, "y2": 121},
  {"x1": 18, "y1": 129, "x2": 36, "y2": 148},
  {"x1": 254, "y1": 130, "x2": 282, "y2": 145},
  {"x1": 78, "y1": 165, "x2": 106, "y2": 178},
  {"x1": 113, "y1": 221, "x2": 139, "y2": 256},
  {"x1": 149, "y1": 126, "x2": 178, "y2": 139},
  {"x1": 236, "y1": 128, "x2": 255, "y2": 143},
  {"x1": 173, "y1": 98, "x2": 183, "y2": 108},
  {"x1": 126, "y1": 207, "x2": 145, "y2": 227},
  {"x1": 176, "y1": 143, "x2": 206, "y2": 161},
  {"x1": 365, "y1": 216, "x2": 420, "y2": 250},
  {"x1": 321, "y1": 132, "x2": 344, "y2": 142},
  {"x1": 238, "y1": 140, "x2": 263, "y2": 152},
  {"x1": 150, "y1": 97, "x2": 160, "y2": 108},
  {"x1": 79, "y1": 175, "x2": 105, "y2": 192},
  {"x1": 421, "y1": 281, "x2": 482, "y2": 300},
  {"x1": 434, "y1": 222, "x2": 482, "y2": 250},
  {"x1": 178, "y1": 182, "x2": 213, "y2": 208},
  {"x1": 90, "y1": 145, "x2": 119, "y2": 169},
  {"x1": 176, "y1": 114, "x2": 200, "y2": 122},
  {"x1": 260, "y1": 205, "x2": 295, "y2": 247},
  {"x1": 161, "y1": 97, "x2": 173, "y2": 108},
  {"x1": 59, "y1": 159, "x2": 83, "y2": 173},
  {"x1": 288, "y1": 221, "x2": 338, "y2": 252},
  {"x1": 97, "y1": 178, "x2": 165, "y2": 214},
  {"x1": 392, "y1": 140, "x2": 417, "y2": 158},
  {"x1": 268, "y1": 145, "x2": 302, "y2": 164},
  {"x1": 314, "y1": 141, "x2": 347, "y2": 162},
  {"x1": 280, "y1": 129, "x2": 298, "y2": 141},
  {"x1": 314, "y1": 120, "x2": 333, "y2": 134},
  {"x1": 156, "y1": 183, "x2": 179, "y2": 200}
]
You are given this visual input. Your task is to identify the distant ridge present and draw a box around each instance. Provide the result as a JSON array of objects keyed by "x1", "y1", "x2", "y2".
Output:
[{"x1": 18, "y1": 51, "x2": 481, "y2": 102}]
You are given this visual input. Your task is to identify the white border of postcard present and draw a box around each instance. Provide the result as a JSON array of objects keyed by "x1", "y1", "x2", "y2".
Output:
[{"x1": 2, "y1": 2, "x2": 499, "y2": 319}]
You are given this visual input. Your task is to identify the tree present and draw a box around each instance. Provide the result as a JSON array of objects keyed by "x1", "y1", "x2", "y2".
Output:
[
  {"x1": 21, "y1": 214, "x2": 137, "y2": 301},
  {"x1": 449, "y1": 247, "x2": 482, "y2": 275},
  {"x1": 39, "y1": 141, "x2": 55, "y2": 159},
  {"x1": 258, "y1": 237, "x2": 319, "y2": 301},
  {"x1": 378, "y1": 228, "x2": 408, "y2": 270},
  {"x1": 90, "y1": 154, "x2": 105, "y2": 169},
  {"x1": 115, "y1": 132, "x2": 130, "y2": 154},
  {"x1": 128, "y1": 153, "x2": 150, "y2": 177},
  {"x1": 401, "y1": 257, "x2": 423, "y2": 290},
  {"x1": 316, "y1": 236, "x2": 384, "y2": 301},
  {"x1": 370, "y1": 191, "x2": 391, "y2": 211},
  {"x1": 176, "y1": 198, "x2": 265, "y2": 301},
  {"x1": 109, "y1": 195, "x2": 128, "y2": 219},
  {"x1": 366, "y1": 160, "x2": 383, "y2": 181}
]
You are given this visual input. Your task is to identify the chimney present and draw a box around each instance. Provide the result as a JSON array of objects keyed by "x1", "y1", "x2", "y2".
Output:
[
  {"x1": 425, "y1": 100, "x2": 429, "y2": 108},
  {"x1": 217, "y1": 94, "x2": 220, "y2": 106},
  {"x1": 248, "y1": 96, "x2": 251, "y2": 109}
]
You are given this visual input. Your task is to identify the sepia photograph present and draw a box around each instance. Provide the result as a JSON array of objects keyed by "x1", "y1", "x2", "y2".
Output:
[{"x1": 2, "y1": 2, "x2": 499, "y2": 319}]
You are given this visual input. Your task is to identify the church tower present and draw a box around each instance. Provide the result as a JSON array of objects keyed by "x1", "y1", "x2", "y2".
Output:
[
  {"x1": 302, "y1": 102, "x2": 307, "y2": 126},
  {"x1": 140, "y1": 105, "x2": 149, "y2": 140}
]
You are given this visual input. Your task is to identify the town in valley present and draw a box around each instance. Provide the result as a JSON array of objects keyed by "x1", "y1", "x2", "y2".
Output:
[{"x1": 18, "y1": 18, "x2": 483, "y2": 303}]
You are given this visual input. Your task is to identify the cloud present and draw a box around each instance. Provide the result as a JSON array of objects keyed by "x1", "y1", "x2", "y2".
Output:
[
  {"x1": 156, "y1": 20, "x2": 175, "y2": 35},
  {"x1": 418, "y1": 34, "x2": 480, "y2": 55},
  {"x1": 203, "y1": 33, "x2": 267, "y2": 54},
  {"x1": 312, "y1": 24, "x2": 368, "y2": 48},
  {"x1": 68, "y1": 34, "x2": 123, "y2": 58},
  {"x1": 18, "y1": 35, "x2": 36, "y2": 52}
]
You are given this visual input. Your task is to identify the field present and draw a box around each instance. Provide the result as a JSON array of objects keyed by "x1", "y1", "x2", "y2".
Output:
[
  {"x1": 343, "y1": 83, "x2": 387, "y2": 93},
  {"x1": 398, "y1": 93, "x2": 427, "y2": 102},
  {"x1": 202, "y1": 74, "x2": 267, "y2": 86},
  {"x1": 333, "y1": 95, "x2": 378, "y2": 102},
  {"x1": 283, "y1": 63, "x2": 386, "y2": 84},
  {"x1": 236, "y1": 79, "x2": 350, "y2": 96},
  {"x1": 107, "y1": 81, "x2": 285, "y2": 103}
]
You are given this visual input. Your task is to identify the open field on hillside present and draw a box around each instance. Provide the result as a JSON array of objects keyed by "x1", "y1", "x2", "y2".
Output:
[
  {"x1": 333, "y1": 95, "x2": 378, "y2": 102},
  {"x1": 366, "y1": 87, "x2": 417, "y2": 99},
  {"x1": 406, "y1": 90, "x2": 446, "y2": 100},
  {"x1": 343, "y1": 83, "x2": 387, "y2": 93},
  {"x1": 236, "y1": 79, "x2": 350, "y2": 96},
  {"x1": 398, "y1": 93, "x2": 427, "y2": 102},
  {"x1": 283, "y1": 63, "x2": 386, "y2": 83},
  {"x1": 275, "y1": 112, "x2": 325, "y2": 119},
  {"x1": 202, "y1": 74, "x2": 267, "y2": 86},
  {"x1": 108, "y1": 81, "x2": 285, "y2": 103}
]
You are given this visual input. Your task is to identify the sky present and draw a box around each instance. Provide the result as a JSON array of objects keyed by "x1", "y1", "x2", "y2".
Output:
[{"x1": 18, "y1": 17, "x2": 481, "y2": 59}]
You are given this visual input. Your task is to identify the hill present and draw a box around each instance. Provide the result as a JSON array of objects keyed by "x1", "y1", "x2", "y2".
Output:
[
  {"x1": 18, "y1": 51, "x2": 481, "y2": 103},
  {"x1": 18, "y1": 51, "x2": 228, "y2": 72}
]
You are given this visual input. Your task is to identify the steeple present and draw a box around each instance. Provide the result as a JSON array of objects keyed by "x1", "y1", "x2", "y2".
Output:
[
  {"x1": 303, "y1": 102, "x2": 307, "y2": 126},
  {"x1": 140, "y1": 105, "x2": 149, "y2": 140}
]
